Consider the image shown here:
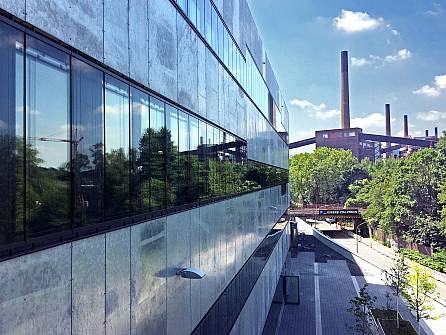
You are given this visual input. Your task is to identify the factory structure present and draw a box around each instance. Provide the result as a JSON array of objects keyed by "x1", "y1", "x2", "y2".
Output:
[{"x1": 290, "y1": 51, "x2": 441, "y2": 161}]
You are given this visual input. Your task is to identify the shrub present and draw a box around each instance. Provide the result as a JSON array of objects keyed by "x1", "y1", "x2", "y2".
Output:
[{"x1": 399, "y1": 248, "x2": 446, "y2": 274}]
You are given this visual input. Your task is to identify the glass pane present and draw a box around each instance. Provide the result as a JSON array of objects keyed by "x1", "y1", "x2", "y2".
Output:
[
  {"x1": 189, "y1": 117, "x2": 199, "y2": 203},
  {"x1": 198, "y1": 120, "x2": 208, "y2": 199},
  {"x1": 178, "y1": 110, "x2": 189, "y2": 205},
  {"x1": 218, "y1": 20, "x2": 224, "y2": 60},
  {"x1": 205, "y1": 0, "x2": 212, "y2": 43},
  {"x1": 0, "y1": 22, "x2": 24, "y2": 246},
  {"x1": 197, "y1": 0, "x2": 205, "y2": 34},
  {"x1": 166, "y1": 105, "x2": 178, "y2": 207},
  {"x1": 72, "y1": 58, "x2": 104, "y2": 227},
  {"x1": 188, "y1": 0, "x2": 197, "y2": 27},
  {"x1": 104, "y1": 75, "x2": 130, "y2": 219},
  {"x1": 149, "y1": 97, "x2": 166, "y2": 210},
  {"x1": 177, "y1": 0, "x2": 187, "y2": 13},
  {"x1": 208, "y1": 126, "x2": 216, "y2": 197},
  {"x1": 26, "y1": 36, "x2": 71, "y2": 237},
  {"x1": 211, "y1": 7, "x2": 218, "y2": 52},
  {"x1": 131, "y1": 87, "x2": 150, "y2": 213}
]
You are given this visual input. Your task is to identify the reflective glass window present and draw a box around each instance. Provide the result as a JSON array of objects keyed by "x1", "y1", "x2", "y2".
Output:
[
  {"x1": 197, "y1": 0, "x2": 205, "y2": 34},
  {"x1": 72, "y1": 58, "x2": 104, "y2": 226},
  {"x1": 104, "y1": 75, "x2": 130, "y2": 219},
  {"x1": 205, "y1": 0, "x2": 212, "y2": 43},
  {"x1": 208, "y1": 126, "x2": 217, "y2": 197},
  {"x1": 131, "y1": 87, "x2": 150, "y2": 213},
  {"x1": 166, "y1": 105, "x2": 178, "y2": 207},
  {"x1": 178, "y1": 111, "x2": 189, "y2": 205},
  {"x1": 218, "y1": 20, "x2": 224, "y2": 60},
  {"x1": 177, "y1": 0, "x2": 187, "y2": 13},
  {"x1": 0, "y1": 22, "x2": 24, "y2": 246},
  {"x1": 223, "y1": 30, "x2": 229, "y2": 67},
  {"x1": 198, "y1": 120, "x2": 208, "y2": 199},
  {"x1": 149, "y1": 97, "x2": 166, "y2": 210},
  {"x1": 26, "y1": 36, "x2": 71, "y2": 236},
  {"x1": 211, "y1": 7, "x2": 218, "y2": 52},
  {"x1": 188, "y1": 0, "x2": 197, "y2": 27},
  {"x1": 189, "y1": 117, "x2": 199, "y2": 202}
]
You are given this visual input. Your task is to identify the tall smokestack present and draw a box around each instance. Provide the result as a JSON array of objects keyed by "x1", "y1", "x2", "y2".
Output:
[
  {"x1": 385, "y1": 104, "x2": 391, "y2": 137},
  {"x1": 341, "y1": 51, "x2": 350, "y2": 129},
  {"x1": 403, "y1": 115, "x2": 409, "y2": 138},
  {"x1": 425, "y1": 129, "x2": 429, "y2": 137},
  {"x1": 435, "y1": 127, "x2": 438, "y2": 138}
]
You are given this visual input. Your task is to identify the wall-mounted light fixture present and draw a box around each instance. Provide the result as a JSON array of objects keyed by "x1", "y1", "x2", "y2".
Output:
[{"x1": 176, "y1": 267, "x2": 206, "y2": 279}]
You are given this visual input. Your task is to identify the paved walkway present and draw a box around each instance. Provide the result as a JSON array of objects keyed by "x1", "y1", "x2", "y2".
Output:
[{"x1": 264, "y1": 220, "x2": 444, "y2": 335}]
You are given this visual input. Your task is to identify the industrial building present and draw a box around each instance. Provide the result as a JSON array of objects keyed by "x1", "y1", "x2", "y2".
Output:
[
  {"x1": 289, "y1": 51, "x2": 440, "y2": 160},
  {"x1": 0, "y1": 1, "x2": 290, "y2": 334}
]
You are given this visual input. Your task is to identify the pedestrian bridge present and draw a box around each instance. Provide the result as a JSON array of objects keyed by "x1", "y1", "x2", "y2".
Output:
[{"x1": 288, "y1": 206, "x2": 364, "y2": 220}]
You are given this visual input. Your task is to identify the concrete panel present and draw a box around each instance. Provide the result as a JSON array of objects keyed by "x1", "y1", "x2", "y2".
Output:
[
  {"x1": 199, "y1": 203, "x2": 217, "y2": 316},
  {"x1": 72, "y1": 235, "x2": 106, "y2": 335},
  {"x1": 0, "y1": 0, "x2": 25, "y2": 19},
  {"x1": 104, "y1": 0, "x2": 129, "y2": 75},
  {"x1": 130, "y1": 218, "x2": 167, "y2": 335},
  {"x1": 166, "y1": 212, "x2": 191, "y2": 335},
  {"x1": 177, "y1": 15, "x2": 198, "y2": 112},
  {"x1": 205, "y1": 49, "x2": 219, "y2": 124},
  {"x1": 26, "y1": 0, "x2": 103, "y2": 61},
  {"x1": 106, "y1": 229, "x2": 131, "y2": 335},
  {"x1": 149, "y1": 0, "x2": 177, "y2": 101},
  {"x1": 129, "y1": 0, "x2": 149, "y2": 85},
  {"x1": 225, "y1": 199, "x2": 237, "y2": 281},
  {"x1": 190, "y1": 208, "x2": 201, "y2": 329},
  {"x1": 0, "y1": 245, "x2": 71, "y2": 335},
  {"x1": 214, "y1": 200, "x2": 227, "y2": 289},
  {"x1": 197, "y1": 41, "x2": 207, "y2": 118}
]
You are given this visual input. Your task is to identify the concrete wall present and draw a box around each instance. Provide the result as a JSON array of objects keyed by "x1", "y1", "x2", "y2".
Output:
[
  {"x1": 0, "y1": 186, "x2": 289, "y2": 335},
  {"x1": 230, "y1": 221, "x2": 291, "y2": 335},
  {"x1": 0, "y1": 0, "x2": 288, "y2": 169}
]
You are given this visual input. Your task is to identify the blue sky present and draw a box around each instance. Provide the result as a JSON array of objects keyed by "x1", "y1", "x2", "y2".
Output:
[{"x1": 248, "y1": 0, "x2": 446, "y2": 154}]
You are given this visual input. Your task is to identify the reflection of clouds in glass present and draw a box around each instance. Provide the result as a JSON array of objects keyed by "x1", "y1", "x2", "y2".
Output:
[
  {"x1": 0, "y1": 120, "x2": 7, "y2": 130},
  {"x1": 36, "y1": 141, "x2": 68, "y2": 169},
  {"x1": 16, "y1": 105, "x2": 41, "y2": 116}
]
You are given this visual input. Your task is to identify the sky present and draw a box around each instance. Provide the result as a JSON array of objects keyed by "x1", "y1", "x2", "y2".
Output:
[{"x1": 248, "y1": 0, "x2": 446, "y2": 154}]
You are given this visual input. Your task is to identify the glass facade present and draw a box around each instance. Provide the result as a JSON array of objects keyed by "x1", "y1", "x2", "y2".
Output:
[
  {"x1": 191, "y1": 221, "x2": 287, "y2": 335},
  {"x1": 0, "y1": 20, "x2": 287, "y2": 254},
  {"x1": 176, "y1": 0, "x2": 271, "y2": 121}
]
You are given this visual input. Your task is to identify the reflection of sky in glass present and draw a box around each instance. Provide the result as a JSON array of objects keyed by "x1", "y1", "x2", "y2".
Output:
[
  {"x1": 178, "y1": 111, "x2": 189, "y2": 152},
  {"x1": 131, "y1": 88, "x2": 149, "y2": 149},
  {"x1": 190, "y1": 117, "x2": 199, "y2": 150},
  {"x1": 15, "y1": 52, "x2": 24, "y2": 135},
  {"x1": 105, "y1": 79, "x2": 129, "y2": 152},
  {"x1": 150, "y1": 98, "x2": 164, "y2": 132},
  {"x1": 167, "y1": 106, "x2": 178, "y2": 147},
  {"x1": 26, "y1": 47, "x2": 69, "y2": 169}
]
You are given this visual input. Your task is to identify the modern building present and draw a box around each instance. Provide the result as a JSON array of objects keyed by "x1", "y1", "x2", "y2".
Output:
[{"x1": 0, "y1": 1, "x2": 290, "y2": 334}]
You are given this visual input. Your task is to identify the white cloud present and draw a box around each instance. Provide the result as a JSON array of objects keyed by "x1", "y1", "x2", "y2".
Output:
[
  {"x1": 351, "y1": 57, "x2": 372, "y2": 67},
  {"x1": 384, "y1": 49, "x2": 411, "y2": 62},
  {"x1": 434, "y1": 75, "x2": 446, "y2": 89},
  {"x1": 386, "y1": 24, "x2": 399, "y2": 36},
  {"x1": 416, "y1": 110, "x2": 446, "y2": 121},
  {"x1": 351, "y1": 113, "x2": 395, "y2": 133},
  {"x1": 334, "y1": 10, "x2": 383, "y2": 33},
  {"x1": 350, "y1": 49, "x2": 412, "y2": 68},
  {"x1": 412, "y1": 85, "x2": 441, "y2": 97},
  {"x1": 289, "y1": 98, "x2": 339, "y2": 120},
  {"x1": 425, "y1": 3, "x2": 444, "y2": 16},
  {"x1": 413, "y1": 74, "x2": 446, "y2": 97}
]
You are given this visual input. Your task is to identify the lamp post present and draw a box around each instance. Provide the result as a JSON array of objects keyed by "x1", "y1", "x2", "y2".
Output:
[{"x1": 356, "y1": 222, "x2": 367, "y2": 253}]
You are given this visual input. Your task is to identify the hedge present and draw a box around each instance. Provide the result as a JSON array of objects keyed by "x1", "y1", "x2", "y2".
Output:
[{"x1": 399, "y1": 248, "x2": 446, "y2": 273}]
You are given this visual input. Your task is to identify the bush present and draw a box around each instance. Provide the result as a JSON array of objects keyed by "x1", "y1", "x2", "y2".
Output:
[{"x1": 399, "y1": 248, "x2": 446, "y2": 273}]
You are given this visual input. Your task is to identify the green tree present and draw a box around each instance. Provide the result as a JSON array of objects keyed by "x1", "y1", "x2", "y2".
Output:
[
  {"x1": 383, "y1": 254, "x2": 409, "y2": 329},
  {"x1": 402, "y1": 264, "x2": 441, "y2": 334},
  {"x1": 290, "y1": 147, "x2": 365, "y2": 205},
  {"x1": 347, "y1": 284, "x2": 377, "y2": 335}
]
